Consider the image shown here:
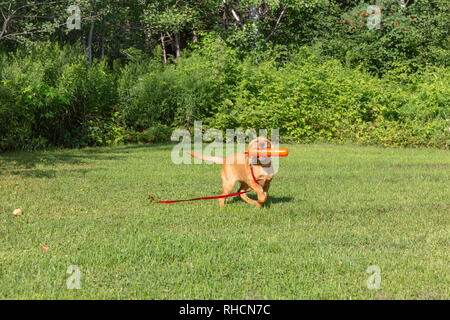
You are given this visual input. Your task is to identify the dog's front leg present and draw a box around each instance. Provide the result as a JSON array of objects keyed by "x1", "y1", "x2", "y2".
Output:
[
  {"x1": 248, "y1": 181, "x2": 266, "y2": 208},
  {"x1": 263, "y1": 180, "x2": 271, "y2": 199}
]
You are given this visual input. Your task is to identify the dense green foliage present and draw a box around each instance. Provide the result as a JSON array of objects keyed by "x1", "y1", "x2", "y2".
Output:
[
  {"x1": 1, "y1": 40, "x2": 448, "y2": 150},
  {"x1": 0, "y1": 0, "x2": 449, "y2": 151}
]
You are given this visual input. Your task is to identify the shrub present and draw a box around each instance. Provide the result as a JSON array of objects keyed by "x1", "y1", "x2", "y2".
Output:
[
  {"x1": 136, "y1": 124, "x2": 172, "y2": 143},
  {"x1": 117, "y1": 36, "x2": 238, "y2": 129},
  {"x1": 319, "y1": 0, "x2": 450, "y2": 76},
  {"x1": 0, "y1": 44, "x2": 119, "y2": 150},
  {"x1": 1, "y1": 39, "x2": 448, "y2": 151},
  {"x1": 211, "y1": 47, "x2": 449, "y2": 148}
]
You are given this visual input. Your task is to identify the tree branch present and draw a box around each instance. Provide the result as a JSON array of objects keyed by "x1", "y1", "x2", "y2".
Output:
[
  {"x1": 1, "y1": 15, "x2": 99, "y2": 41},
  {"x1": 265, "y1": 4, "x2": 287, "y2": 42},
  {"x1": 223, "y1": 0, "x2": 241, "y2": 25},
  {"x1": 0, "y1": 0, "x2": 87, "y2": 41}
]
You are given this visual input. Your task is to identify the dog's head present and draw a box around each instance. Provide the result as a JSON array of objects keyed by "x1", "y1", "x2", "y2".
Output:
[{"x1": 248, "y1": 136, "x2": 272, "y2": 166}]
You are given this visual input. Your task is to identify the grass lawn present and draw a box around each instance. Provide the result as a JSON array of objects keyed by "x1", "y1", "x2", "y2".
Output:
[{"x1": 0, "y1": 143, "x2": 448, "y2": 299}]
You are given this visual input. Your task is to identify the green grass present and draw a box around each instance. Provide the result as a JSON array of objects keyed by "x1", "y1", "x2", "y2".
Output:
[{"x1": 0, "y1": 143, "x2": 449, "y2": 299}]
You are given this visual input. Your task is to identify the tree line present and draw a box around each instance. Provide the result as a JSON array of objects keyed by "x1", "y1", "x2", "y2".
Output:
[{"x1": 0, "y1": 1, "x2": 448, "y2": 151}]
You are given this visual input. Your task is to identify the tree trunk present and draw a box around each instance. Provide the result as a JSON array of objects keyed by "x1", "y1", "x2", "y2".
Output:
[
  {"x1": 59, "y1": 24, "x2": 63, "y2": 45},
  {"x1": 87, "y1": 0, "x2": 96, "y2": 67},
  {"x1": 193, "y1": 30, "x2": 198, "y2": 43},
  {"x1": 174, "y1": 31, "x2": 181, "y2": 58},
  {"x1": 82, "y1": 31, "x2": 86, "y2": 57},
  {"x1": 100, "y1": 33, "x2": 104, "y2": 61},
  {"x1": 161, "y1": 33, "x2": 167, "y2": 65},
  {"x1": 250, "y1": 5, "x2": 260, "y2": 41},
  {"x1": 87, "y1": 18, "x2": 95, "y2": 67},
  {"x1": 100, "y1": 15, "x2": 105, "y2": 60},
  {"x1": 145, "y1": 27, "x2": 153, "y2": 55}
]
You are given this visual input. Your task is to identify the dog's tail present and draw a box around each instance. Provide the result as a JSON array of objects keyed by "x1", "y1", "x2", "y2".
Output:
[{"x1": 187, "y1": 152, "x2": 224, "y2": 164}]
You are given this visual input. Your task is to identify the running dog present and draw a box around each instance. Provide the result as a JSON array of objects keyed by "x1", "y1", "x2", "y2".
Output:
[{"x1": 188, "y1": 137, "x2": 274, "y2": 207}]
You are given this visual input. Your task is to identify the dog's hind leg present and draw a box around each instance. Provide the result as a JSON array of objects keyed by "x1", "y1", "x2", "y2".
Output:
[
  {"x1": 218, "y1": 182, "x2": 235, "y2": 207},
  {"x1": 239, "y1": 182, "x2": 258, "y2": 205},
  {"x1": 218, "y1": 175, "x2": 236, "y2": 207}
]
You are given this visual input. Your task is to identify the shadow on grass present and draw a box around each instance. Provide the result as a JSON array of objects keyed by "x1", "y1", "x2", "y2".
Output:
[
  {"x1": 228, "y1": 194, "x2": 294, "y2": 205},
  {"x1": 9, "y1": 167, "x2": 107, "y2": 179},
  {"x1": 269, "y1": 196, "x2": 295, "y2": 204},
  {"x1": 0, "y1": 143, "x2": 172, "y2": 174}
]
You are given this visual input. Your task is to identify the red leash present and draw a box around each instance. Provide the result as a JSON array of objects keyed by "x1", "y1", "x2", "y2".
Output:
[
  {"x1": 148, "y1": 190, "x2": 251, "y2": 204},
  {"x1": 148, "y1": 166, "x2": 259, "y2": 204}
]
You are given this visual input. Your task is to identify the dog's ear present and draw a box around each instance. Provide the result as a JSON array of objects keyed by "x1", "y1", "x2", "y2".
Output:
[
  {"x1": 247, "y1": 138, "x2": 259, "y2": 166},
  {"x1": 257, "y1": 137, "x2": 272, "y2": 165},
  {"x1": 258, "y1": 140, "x2": 267, "y2": 149},
  {"x1": 249, "y1": 155, "x2": 258, "y2": 165},
  {"x1": 248, "y1": 138, "x2": 258, "y2": 150},
  {"x1": 256, "y1": 136, "x2": 271, "y2": 149}
]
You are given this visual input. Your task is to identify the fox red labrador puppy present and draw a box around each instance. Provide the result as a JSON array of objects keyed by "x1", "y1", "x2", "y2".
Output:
[{"x1": 188, "y1": 137, "x2": 274, "y2": 207}]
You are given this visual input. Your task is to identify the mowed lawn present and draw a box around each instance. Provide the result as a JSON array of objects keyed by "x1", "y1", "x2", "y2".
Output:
[{"x1": 0, "y1": 143, "x2": 448, "y2": 299}]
